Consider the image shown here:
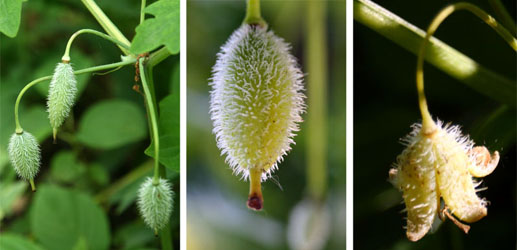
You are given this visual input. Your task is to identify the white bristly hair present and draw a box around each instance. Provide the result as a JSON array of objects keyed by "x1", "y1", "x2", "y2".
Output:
[{"x1": 209, "y1": 24, "x2": 305, "y2": 181}]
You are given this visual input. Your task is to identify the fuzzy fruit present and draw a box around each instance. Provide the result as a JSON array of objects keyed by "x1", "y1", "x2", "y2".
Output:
[
  {"x1": 390, "y1": 120, "x2": 499, "y2": 241},
  {"x1": 47, "y1": 62, "x2": 77, "y2": 140},
  {"x1": 210, "y1": 24, "x2": 305, "y2": 210},
  {"x1": 8, "y1": 131, "x2": 41, "y2": 185},
  {"x1": 137, "y1": 177, "x2": 174, "y2": 233}
]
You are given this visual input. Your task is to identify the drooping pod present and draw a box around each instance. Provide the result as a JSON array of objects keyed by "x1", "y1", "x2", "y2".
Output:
[
  {"x1": 137, "y1": 177, "x2": 174, "y2": 234},
  {"x1": 8, "y1": 131, "x2": 41, "y2": 191},
  {"x1": 209, "y1": 24, "x2": 305, "y2": 210},
  {"x1": 390, "y1": 120, "x2": 499, "y2": 241},
  {"x1": 47, "y1": 62, "x2": 77, "y2": 141}
]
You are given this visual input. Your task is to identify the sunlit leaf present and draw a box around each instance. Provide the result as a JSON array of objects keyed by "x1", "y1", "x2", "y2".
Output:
[{"x1": 130, "y1": 0, "x2": 179, "y2": 54}]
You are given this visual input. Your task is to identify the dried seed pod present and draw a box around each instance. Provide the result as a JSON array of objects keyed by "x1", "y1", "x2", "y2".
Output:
[
  {"x1": 390, "y1": 124, "x2": 438, "y2": 242},
  {"x1": 137, "y1": 177, "x2": 174, "y2": 234},
  {"x1": 47, "y1": 62, "x2": 77, "y2": 140},
  {"x1": 8, "y1": 131, "x2": 41, "y2": 186},
  {"x1": 209, "y1": 24, "x2": 305, "y2": 210},
  {"x1": 390, "y1": 120, "x2": 499, "y2": 241}
]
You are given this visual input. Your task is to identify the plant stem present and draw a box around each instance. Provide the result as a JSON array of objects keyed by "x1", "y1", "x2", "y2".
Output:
[
  {"x1": 148, "y1": 47, "x2": 172, "y2": 68},
  {"x1": 62, "y1": 29, "x2": 131, "y2": 62},
  {"x1": 489, "y1": 0, "x2": 516, "y2": 37},
  {"x1": 95, "y1": 160, "x2": 153, "y2": 203},
  {"x1": 140, "y1": 0, "x2": 147, "y2": 24},
  {"x1": 14, "y1": 59, "x2": 136, "y2": 132},
  {"x1": 138, "y1": 58, "x2": 161, "y2": 184},
  {"x1": 354, "y1": 0, "x2": 517, "y2": 107},
  {"x1": 305, "y1": 0, "x2": 328, "y2": 200},
  {"x1": 81, "y1": 0, "x2": 131, "y2": 55},
  {"x1": 416, "y1": 2, "x2": 517, "y2": 133},
  {"x1": 244, "y1": 0, "x2": 267, "y2": 27}
]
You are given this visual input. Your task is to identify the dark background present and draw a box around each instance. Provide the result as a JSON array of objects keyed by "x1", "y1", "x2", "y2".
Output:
[{"x1": 354, "y1": 0, "x2": 516, "y2": 249}]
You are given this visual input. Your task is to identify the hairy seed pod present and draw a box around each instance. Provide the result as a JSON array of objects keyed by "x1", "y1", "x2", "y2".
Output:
[
  {"x1": 8, "y1": 132, "x2": 41, "y2": 182},
  {"x1": 137, "y1": 177, "x2": 174, "y2": 233},
  {"x1": 47, "y1": 62, "x2": 77, "y2": 140},
  {"x1": 210, "y1": 24, "x2": 305, "y2": 210},
  {"x1": 390, "y1": 120, "x2": 499, "y2": 241}
]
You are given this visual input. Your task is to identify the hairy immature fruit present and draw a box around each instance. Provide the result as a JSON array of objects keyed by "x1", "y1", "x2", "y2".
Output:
[
  {"x1": 137, "y1": 177, "x2": 174, "y2": 233},
  {"x1": 210, "y1": 24, "x2": 305, "y2": 210},
  {"x1": 47, "y1": 62, "x2": 77, "y2": 140},
  {"x1": 8, "y1": 132, "x2": 41, "y2": 181}
]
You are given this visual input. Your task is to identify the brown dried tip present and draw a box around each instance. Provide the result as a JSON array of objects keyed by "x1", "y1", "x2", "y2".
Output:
[
  {"x1": 247, "y1": 193, "x2": 263, "y2": 211},
  {"x1": 247, "y1": 169, "x2": 264, "y2": 211}
]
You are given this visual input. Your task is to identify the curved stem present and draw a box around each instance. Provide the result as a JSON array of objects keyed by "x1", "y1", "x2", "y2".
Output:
[
  {"x1": 14, "y1": 59, "x2": 136, "y2": 132},
  {"x1": 417, "y1": 2, "x2": 517, "y2": 133},
  {"x1": 244, "y1": 0, "x2": 267, "y2": 27},
  {"x1": 489, "y1": 0, "x2": 516, "y2": 37},
  {"x1": 81, "y1": 0, "x2": 131, "y2": 55},
  {"x1": 62, "y1": 29, "x2": 131, "y2": 62},
  {"x1": 139, "y1": 58, "x2": 161, "y2": 184}
]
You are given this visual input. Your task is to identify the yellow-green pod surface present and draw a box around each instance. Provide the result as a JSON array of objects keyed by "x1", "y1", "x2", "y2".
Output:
[
  {"x1": 210, "y1": 24, "x2": 305, "y2": 210},
  {"x1": 210, "y1": 24, "x2": 305, "y2": 179},
  {"x1": 433, "y1": 125, "x2": 487, "y2": 223},
  {"x1": 391, "y1": 124, "x2": 438, "y2": 242}
]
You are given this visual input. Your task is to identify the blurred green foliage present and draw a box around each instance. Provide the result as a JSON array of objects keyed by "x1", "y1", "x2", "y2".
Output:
[
  {"x1": 187, "y1": 0, "x2": 345, "y2": 249},
  {"x1": 0, "y1": 0, "x2": 179, "y2": 249},
  {"x1": 354, "y1": 0, "x2": 516, "y2": 249}
]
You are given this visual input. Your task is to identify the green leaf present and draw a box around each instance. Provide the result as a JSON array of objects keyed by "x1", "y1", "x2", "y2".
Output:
[
  {"x1": 0, "y1": 233, "x2": 45, "y2": 250},
  {"x1": 0, "y1": 0, "x2": 24, "y2": 38},
  {"x1": 31, "y1": 185, "x2": 110, "y2": 250},
  {"x1": 145, "y1": 74, "x2": 179, "y2": 172},
  {"x1": 130, "y1": 0, "x2": 179, "y2": 54},
  {"x1": 50, "y1": 150, "x2": 86, "y2": 183},
  {"x1": 0, "y1": 181, "x2": 27, "y2": 220},
  {"x1": 76, "y1": 100, "x2": 147, "y2": 150}
]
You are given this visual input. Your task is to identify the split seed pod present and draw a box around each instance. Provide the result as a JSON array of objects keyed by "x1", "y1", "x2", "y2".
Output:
[
  {"x1": 47, "y1": 62, "x2": 77, "y2": 140},
  {"x1": 210, "y1": 24, "x2": 305, "y2": 210},
  {"x1": 390, "y1": 120, "x2": 499, "y2": 241},
  {"x1": 8, "y1": 131, "x2": 41, "y2": 189},
  {"x1": 137, "y1": 177, "x2": 174, "y2": 234}
]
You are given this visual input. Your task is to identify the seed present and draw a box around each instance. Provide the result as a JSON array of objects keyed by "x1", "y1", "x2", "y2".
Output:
[
  {"x1": 209, "y1": 24, "x2": 305, "y2": 209},
  {"x1": 47, "y1": 62, "x2": 77, "y2": 140},
  {"x1": 137, "y1": 177, "x2": 174, "y2": 233}
]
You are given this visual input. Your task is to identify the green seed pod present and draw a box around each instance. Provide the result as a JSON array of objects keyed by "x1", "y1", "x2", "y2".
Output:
[
  {"x1": 209, "y1": 24, "x2": 305, "y2": 210},
  {"x1": 47, "y1": 62, "x2": 77, "y2": 140},
  {"x1": 137, "y1": 177, "x2": 174, "y2": 234},
  {"x1": 8, "y1": 131, "x2": 41, "y2": 183}
]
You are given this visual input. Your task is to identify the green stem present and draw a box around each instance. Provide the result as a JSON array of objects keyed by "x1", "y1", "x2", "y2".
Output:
[
  {"x1": 416, "y1": 2, "x2": 517, "y2": 133},
  {"x1": 14, "y1": 59, "x2": 136, "y2": 132},
  {"x1": 62, "y1": 29, "x2": 131, "y2": 62},
  {"x1": 148, "y1": 47, "x2": 172, "y2": 68},
  {"x1": 81, "y1": 0, "x2": 131, "y2": 55},
  {"x1": 95, "y1": 160, "x2": 153, "y2": 203},
  {"x1": 354, "y1": 0, "x2": 517, "y2": 107},
  {"x1": 489, "y1": 0, "x2": 516, "y2": 37},
  {"x1": 140, "y1": 0, "x2": 147, "y2": 24},
  {"x1": 244, "y1": 0, "x2": 267, "y2": 27},
  {"x1": 138, "y1": 58, "x2": 161, "y2": 184},
  {"x1": 305, "y1": 0, "x2": 328, "y2": 200}
]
